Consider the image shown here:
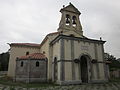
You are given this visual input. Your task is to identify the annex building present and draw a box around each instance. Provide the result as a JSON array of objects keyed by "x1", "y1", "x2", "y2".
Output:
[{"x1": 7, "y1": 3, "x2": 109, "y2": 85}]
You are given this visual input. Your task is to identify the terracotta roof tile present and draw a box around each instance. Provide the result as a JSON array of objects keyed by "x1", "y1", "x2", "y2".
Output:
[
  {"x1": 10, "y1": 43, "x2": 40, "y2": 47},
  {"x1": 9, "y1": 32, "x2": 60, "y2": 48},
  {"x1": 18, "y1": 53, "x2": 46, "y2": 60}
]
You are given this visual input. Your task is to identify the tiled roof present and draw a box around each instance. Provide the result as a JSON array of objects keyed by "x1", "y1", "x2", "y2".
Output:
[
  {"x1": 9, "y1": 32, "x2": 60, "y2": 48},
  {"x1": 18, "y1": 53, "x2": 46, "y2": 60},
  {"x1": 9, "y1": 43, "x2": 40, "y2": 48}
]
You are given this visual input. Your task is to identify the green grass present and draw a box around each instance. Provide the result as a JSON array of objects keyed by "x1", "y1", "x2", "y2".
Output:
[
  {"x1": 0, "y1": 76, "x2": 58, "y2": 88},
  {"x1": 109, "y1": 78, "x2": 120, "y2": 82},
  {"x1": 0, "y1": 76, "x2": 120, "y2": 88}
]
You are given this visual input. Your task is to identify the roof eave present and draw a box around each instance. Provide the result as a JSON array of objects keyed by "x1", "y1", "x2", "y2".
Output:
[{"x1": 50, "y1": 35, "x2": 106, "y2": 45}]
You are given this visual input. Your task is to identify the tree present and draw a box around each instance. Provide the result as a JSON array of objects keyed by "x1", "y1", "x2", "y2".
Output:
[
  {"x1": 104, "y1": 53, "x2": 120, "y2": 71},
  {"x1": 0, "y1": 52, "x2": 10, "y2": 71}
]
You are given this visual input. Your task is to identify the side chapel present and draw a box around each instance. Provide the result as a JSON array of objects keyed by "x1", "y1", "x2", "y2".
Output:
[{"x1": 7, "y1": 3, "x2": 109, "y2": 85}]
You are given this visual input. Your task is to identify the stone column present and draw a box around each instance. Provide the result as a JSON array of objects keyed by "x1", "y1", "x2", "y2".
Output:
[
  {"x1": 60, "y1": 39, "x2": 65, "y2": 81},
  {"x1": 71, "y1": 40, "x2": 75, "y2": 80},
  {"x1": 94, "y1": 43, "x2": 100, "y2": 79}
]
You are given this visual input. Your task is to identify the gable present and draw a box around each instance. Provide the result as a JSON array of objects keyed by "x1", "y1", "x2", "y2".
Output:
[
  {"x1": 62, "y1": 30, "x2": 83, "y2": 38},
  {"x1": 60, "y1": 3, "x2": 80, "y2": 14},
  {"x1": 40, "y1": 32, "x2": 60, "y2": 49}
]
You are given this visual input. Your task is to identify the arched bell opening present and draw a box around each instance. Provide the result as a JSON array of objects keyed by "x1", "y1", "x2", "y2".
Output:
[
  {"x1": 72, "y1": 16, "x2": 77, "y2": 27},
  {"x1": 65, "y1": 14, "x2": 70, "y2": 26}
]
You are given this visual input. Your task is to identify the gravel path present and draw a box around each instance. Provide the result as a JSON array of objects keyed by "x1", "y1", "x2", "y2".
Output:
[{"x1": 0, "y1": 82, "x2": 120, "y2": 90}]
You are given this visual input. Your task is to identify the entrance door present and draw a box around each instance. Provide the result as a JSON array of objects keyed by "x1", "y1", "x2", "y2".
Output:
[{"x1": 80, "y1": 56, "x2": 88, "y2": 83}]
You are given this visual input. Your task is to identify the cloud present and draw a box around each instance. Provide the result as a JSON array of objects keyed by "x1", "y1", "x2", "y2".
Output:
[{"x1": 0, "y1": 0, "x2": 120, "y2": 58}]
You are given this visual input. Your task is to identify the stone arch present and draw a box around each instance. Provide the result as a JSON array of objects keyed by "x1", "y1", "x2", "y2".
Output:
[
  {"x1": 20, "y1": 61, "x2": 24, "y2": 67},
  {"x1": 79, "y1": 53, "x2": 92, "y2": 83},
  {"x1": 36, "y1": 61, "x2": 39, "y2": 67},
  {"x1": 79, "y1": 53, "x2": 92, "y2": 61},
  {"x1": 65, "y1": 14, "x2": 71, "y2": 25},
  {"x1": 72, "y1": 16, "x2": 77, "y2": 27}
]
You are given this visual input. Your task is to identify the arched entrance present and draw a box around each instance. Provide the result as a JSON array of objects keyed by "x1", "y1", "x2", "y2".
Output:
[{"x1": 80, "y1": 55, "x2": 88, "y2": 83}]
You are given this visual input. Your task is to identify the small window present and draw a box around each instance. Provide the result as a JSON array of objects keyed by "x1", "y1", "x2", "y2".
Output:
[
  {"x1": 21, "y1": 61, "x2": 24, "y2": 67},
  {"x1": 26, "y1": 52, "x2": 29, "y2": 55},
  {"x1": 54, "y1": 57, "x2": 57, "y2": 64},
  {"x1": 43, "y1": 51, "x2": 45, "y2": 54},
  {"x1": 36, "y1": 61, "x2": 39, "y2": 67}
]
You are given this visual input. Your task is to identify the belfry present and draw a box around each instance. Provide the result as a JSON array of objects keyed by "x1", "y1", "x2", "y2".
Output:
[{"x1": 58, "y1": 3, "x2": 83, "y2": 37}]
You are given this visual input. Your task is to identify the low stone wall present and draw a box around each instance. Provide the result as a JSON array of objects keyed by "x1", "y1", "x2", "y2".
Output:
[
  {"x1": 15, "y1": 78, "x2": 47, "y2": 83},
  {"x1": 0, "y1": 71, "x2": 7, "y2": 76},
  {"x1": 15, "y1": 59, "x2": 47, "y2": 83},
  {"x1": 110, "y1": 69, "x2": 120, "y2": 78}
]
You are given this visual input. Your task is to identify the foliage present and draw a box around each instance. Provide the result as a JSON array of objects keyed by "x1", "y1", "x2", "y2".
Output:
[
  {"x1": 0, "y1": 52, "x2": 10, "y2": 71},
  {"x1": 104, "y1": 53, "x2": 120, "y2": 71},
  {"x1": 109, "y1": 60, "x2": 120, "y2": 71},
  {"x1": 10, "y1": 87, "x2": 15, "y2": 90}
]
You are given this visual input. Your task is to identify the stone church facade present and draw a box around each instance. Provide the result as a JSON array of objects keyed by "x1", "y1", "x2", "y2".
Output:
[{"x1": 7, "y1": 3, "x2": 109, "y2": 85}]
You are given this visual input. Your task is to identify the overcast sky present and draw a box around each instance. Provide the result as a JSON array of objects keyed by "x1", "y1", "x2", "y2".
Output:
[{"x1": 0, "y1": 0, "x2": 120, "y2": 58}]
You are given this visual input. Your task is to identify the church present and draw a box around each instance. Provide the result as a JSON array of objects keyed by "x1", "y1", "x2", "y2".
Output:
[{"x1": 7, "y1": 3, "x2": 109, "y2": 85}]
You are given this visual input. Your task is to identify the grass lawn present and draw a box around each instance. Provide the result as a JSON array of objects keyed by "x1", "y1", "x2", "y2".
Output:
[
  {"x1": 0, "y1": 76, "x2": 57, "y2": 88},
  {"x1": 0, "y1": 76, "x2": 120, "y2": 89}
]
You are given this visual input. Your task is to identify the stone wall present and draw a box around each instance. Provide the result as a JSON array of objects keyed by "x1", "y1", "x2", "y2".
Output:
[
  {"x1": 0, "y1": 71, "x2": 7, "y2": 76},
  {"x1": 110, "y1": 69, "x2": 120, "y2": 78},
  {"x1": 15, "y1": 59, "x2": 47, "y2": 83},
  {"x1": 8, "y1": 46, "x2": 40, "y2": 77}
]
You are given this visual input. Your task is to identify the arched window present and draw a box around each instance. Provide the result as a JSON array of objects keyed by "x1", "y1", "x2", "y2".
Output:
[
  {"x1": 72, "y1": 16, "x2": 77, "y2": 27},
  {"x1": 26, "y1": 51, "x2": 29, "y2": 55},
  {"x1": 54, "y1": 57, "x2": 57, "y2": 63},
  {"x1": 65, "y1": 14, "x2": 70, "y2": 25},
  {"x1": 21, "y1": 61, "x2": 24, "y2": 67},
  {"x1": 36, "y1": 61, "x2": 39, "y2": 67},
  {"x1": 43, "y1": 51, "x2": 45, "y2": 54}
]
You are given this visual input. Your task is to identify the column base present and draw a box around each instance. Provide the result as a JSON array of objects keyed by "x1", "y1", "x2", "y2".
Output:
[{"x1": 90, "y1": 79, "x2": 108, "y2": 83}]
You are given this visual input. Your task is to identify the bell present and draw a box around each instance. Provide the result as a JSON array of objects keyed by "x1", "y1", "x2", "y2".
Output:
[
  {"x1": 72, "y1": 20, "x2": 76, "y2": 24},
  {"x1": 66, "y1": 18, "x2": 70, "y2": 24}
]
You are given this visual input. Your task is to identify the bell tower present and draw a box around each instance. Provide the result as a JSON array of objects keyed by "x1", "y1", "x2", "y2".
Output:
[{"x1": 58, "y1": 3, "x2": 83, "y2": 36}]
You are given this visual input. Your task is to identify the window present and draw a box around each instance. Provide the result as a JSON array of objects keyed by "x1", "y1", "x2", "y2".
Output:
[
  {"x1": 26, "y1": 51, "x2": 29, "y2": 55},
  {"x1": 36, "y1": 61, "x2": 39, "y2": 67},
  {"x1": 21, "y1": 61, "x2": 23, "y2": 67},
  {"x1": 43, "y1": 51, "x2": 45, "y2": 54},
  {"x1": 54, "y1": 57, "x2": 57, "y2": 64}
]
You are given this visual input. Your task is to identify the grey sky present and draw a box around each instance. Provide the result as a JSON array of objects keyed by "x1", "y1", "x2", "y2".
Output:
[{"x1": 0, "y1": 0, "x2": 120, "y2": 58}]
